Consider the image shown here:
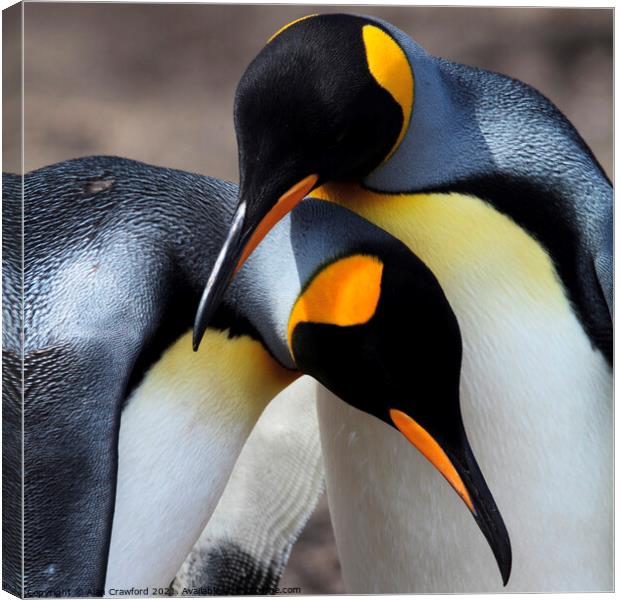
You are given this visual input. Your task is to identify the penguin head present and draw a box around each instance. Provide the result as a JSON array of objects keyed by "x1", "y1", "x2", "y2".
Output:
[
  {"x1": 236, "y1": 13, "x2": 409, "y2": 188},
  {"x1": 193, "y1": 14, "x2": 413, "y2": 347},
  {"x1": 287, "y1": 244, "x2": 512, "y2": 586}
]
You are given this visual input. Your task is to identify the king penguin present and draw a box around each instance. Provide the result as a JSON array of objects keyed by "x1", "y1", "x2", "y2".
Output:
[
  {"x1": 6, "y1": 155, "x2": 509, "y2": 595},
  {"x1": 192, "y1": 14, "x2": 613, "y2": 592}
]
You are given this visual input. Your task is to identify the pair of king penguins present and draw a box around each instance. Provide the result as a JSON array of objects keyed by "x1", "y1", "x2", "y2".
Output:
[
  {"x1": 193, "y1": 13, "x2": 613, "y2": 593},
  {"x1": 4, "y1": 151, "x2": 507, "y2": 595}
]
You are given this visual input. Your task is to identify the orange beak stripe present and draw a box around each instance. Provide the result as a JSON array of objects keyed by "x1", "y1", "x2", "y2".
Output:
[
  {"x1": 235, "y1": 174, "x2": 319, "y2": 274},
  {"x1": 389, "y1": 408, "x2": 475, "y2": 514}
]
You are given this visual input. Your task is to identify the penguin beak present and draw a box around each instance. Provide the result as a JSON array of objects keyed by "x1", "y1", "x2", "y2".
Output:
[
  {"x1": 192, "y1": 174, "x2": 318, "y2": 351},
  {"x1": 390, "y1": 409, "x2": 512, "y2": 586}
]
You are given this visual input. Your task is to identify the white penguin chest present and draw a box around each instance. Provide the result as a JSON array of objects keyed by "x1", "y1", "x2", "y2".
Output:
[{"x1": 105, "y1": 329, "x2": 295, "y2": 592}]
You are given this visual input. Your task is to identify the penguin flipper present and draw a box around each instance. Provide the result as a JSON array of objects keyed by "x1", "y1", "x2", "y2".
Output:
[
  {"x1": 594, "y1": 222, "x2": 613, "y2": 320},
  {"x1": 172, "y1": 376, "x2": 324, "y2": 595},
  {"x1": 23, "y1": 339, "x2": 130, "y2": 596}
]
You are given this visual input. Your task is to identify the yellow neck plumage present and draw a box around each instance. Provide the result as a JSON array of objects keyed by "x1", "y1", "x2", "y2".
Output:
[{"x1": 310, "y1": 182, "x2": 569, "y2": 313}]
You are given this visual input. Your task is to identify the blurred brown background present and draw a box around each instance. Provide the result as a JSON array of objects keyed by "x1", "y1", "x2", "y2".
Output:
[
  {"x1": 3, "y1": 4, "x2": 613, "y2": 179},
  {"x1": 6, "y1": 3, "x2": 612, "y2": 594}
]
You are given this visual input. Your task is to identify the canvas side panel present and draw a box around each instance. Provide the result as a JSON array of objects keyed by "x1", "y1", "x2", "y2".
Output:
[
  {"x1": 3, "y1": 2, "x2": 24, "y2": 598},
  {"x1": 3, "y1": 1, "x2": 23, "y2": 174}
]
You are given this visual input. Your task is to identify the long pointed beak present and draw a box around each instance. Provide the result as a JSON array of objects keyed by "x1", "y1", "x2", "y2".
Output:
[
  {"x1": 193, "y1": 202, "x2": 247, "y2": 351},
  {"x1": 390, "y1": 408, "x2": 512, "y2": 586},
  {"x1": 192, "y1": 173, "x2": 319, "y2": 351}
]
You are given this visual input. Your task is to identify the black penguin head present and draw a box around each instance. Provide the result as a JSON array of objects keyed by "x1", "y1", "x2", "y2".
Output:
[
  {"x1": 288, "y1": 245, "x2": 512, "y2": 586},
  {"x1": 235, "y1": 14, "x2": 408, "y2": 188},
  {"x1": 193, "y1": 14, "x2": 413, "y2": 348}
]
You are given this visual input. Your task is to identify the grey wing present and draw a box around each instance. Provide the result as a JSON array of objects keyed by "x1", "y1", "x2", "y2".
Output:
[
  {"x1": 2, "y1": 175, "x2": 124, "y2": 595},
  {"x1": 172, "y1": 376, "x2": 324, "y2": 595},
  {"x1": 594, "y1": 217, "x2": 613, "y2": 319},
  {"x1": 22, "y1": 338, "x2": 135, "y2": 596}
]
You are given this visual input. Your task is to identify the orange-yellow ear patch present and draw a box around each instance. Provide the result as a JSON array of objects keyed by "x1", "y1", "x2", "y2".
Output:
[
  {"x1": 287, "y1": 255, "x2": 384, "y2": 347},
  {"x1": 268, "y1": 14, "x2": 318, "y2": 43},
  {"x1": 362, "y1": 25, "x2": 414, "y2": 159}
]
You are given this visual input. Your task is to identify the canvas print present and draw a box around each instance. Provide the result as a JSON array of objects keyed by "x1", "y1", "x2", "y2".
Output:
[{"x1": 2, "y1": 3, "x2": 613, "y2": 597}]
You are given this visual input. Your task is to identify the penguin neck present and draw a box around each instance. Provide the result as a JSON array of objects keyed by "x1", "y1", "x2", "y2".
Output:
[
  {"x1": 222, "y1": 218, "x2": 302, "y2": 370},
  {"x1": 366, "y1": 22, "x2": 612, "y2": 211},
  {"x1": 310, "y1": 181, "x2": 611, "y2": 364},
  {"x1": 225, "y1": 198, "x2": 406, "y2": 370},
  {"x1": 363, "y1": 26, "x2": 612, "y2": 332}
]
